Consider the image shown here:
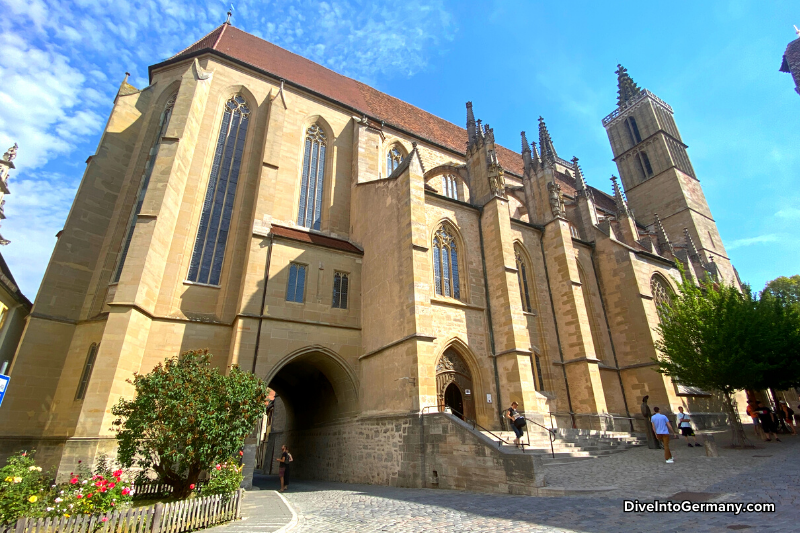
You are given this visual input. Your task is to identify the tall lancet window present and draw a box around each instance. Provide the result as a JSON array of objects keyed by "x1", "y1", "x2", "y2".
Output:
[
  {"x1": 187, "y1": 94, "x2": 251, "y2": 286},
  {"x1": 442, "y1": 175, "x2": 459, "y2": 200},
  {"x1": 515, "y1": 248, "x2": 533, "y2": 313},
  {"x1": 297, "y1": 125, "x2": 327, "y2": 230},
  {"x1": 387, "y1": 146, "x2": 403, "y2": 175},
  {"x1": 113, "y1": 94, "x2": 177, "y2": 282},
  {"x1": 432, "y1": 224, "x2": 461, "y2": 299}
]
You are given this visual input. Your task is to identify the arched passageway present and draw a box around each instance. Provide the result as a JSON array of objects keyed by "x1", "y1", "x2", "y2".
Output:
[
  {"x1": 261, "y1": 348, "x2": 358, "y2": 480},
  {"x1": 436, "y1": 348, "x2": 475, "y2": 421}
]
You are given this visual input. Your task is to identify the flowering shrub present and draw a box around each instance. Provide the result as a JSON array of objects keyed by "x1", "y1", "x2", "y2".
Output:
[
  {"x1": 202, "y1": 459, "x2": 243, "y2": 500},
  {"x1": 0, "y1": 452, "x2": 134, "y2": 523},
  {"x1": 0, "y1": 452, "x2": 49, "y2": 525}
]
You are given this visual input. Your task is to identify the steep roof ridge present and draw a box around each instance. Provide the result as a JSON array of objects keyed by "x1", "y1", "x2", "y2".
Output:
[{"x1": 168, "y1": 24, "x2": 227, "y2": 60}]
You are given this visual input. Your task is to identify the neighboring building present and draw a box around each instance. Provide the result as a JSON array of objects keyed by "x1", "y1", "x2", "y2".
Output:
[
  {"x1": 0, "y1": 144, "x2": 32, "y2": 375},
  {"x1": 0, "y1": 23, "x2": 740, "y2": 490},
  {"x1": 780, "y1": 26, "x2": 800, "y2": 95}
]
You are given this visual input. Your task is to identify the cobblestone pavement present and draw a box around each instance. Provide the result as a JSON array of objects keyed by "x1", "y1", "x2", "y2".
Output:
[
  {"x1": 277, "y1": 432, "x2": 799, "y2": 532},
  {"x1": 206, "y1": 487, "x2": 295, "y2": 533}
]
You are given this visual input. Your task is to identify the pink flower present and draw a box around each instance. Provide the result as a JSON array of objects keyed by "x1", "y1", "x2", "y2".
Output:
[
  {"x1": 86, "y1": 493, "x2": 93, "y2": 499},
  {"x1": 101, "y1": 517, "x2": 108, "y2": 523},
  {"x1": 70, "y1": 477, "x2": 78, "y2": 485},
  {"x1": 239, "y1": 451, "x2": 244, "y2": 456},
  {"x1": 22, "y1": 452, "x2": 27, "y2": 457},
  {"x1": 76, "y1": 495, "x2": 83, "y2": 499},
  {"x1": 215, "y1": 465, "x2": 221, "y2": 470},
  {"x1": 108, "y1": 482, "x2": 115, "y2": 489},
  {"x1": 112, "y1": 470, "x2": 122, "y2": 478},
  {"x1": 121, "y1": 487, "x2": 131, "y2": 496},
  {"x1": 190, "y1": 484, "x2": 195, "y2": 490}
]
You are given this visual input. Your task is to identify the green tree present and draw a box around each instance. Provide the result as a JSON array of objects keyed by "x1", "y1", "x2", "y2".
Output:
[
  {"x1": 763, "y1": 275, "x2": 800, "y2": 306},
  {"x1": 750, "y1": 291, "x2": 800, "y2": 404},
  {"x1": 112, "y1": 350, "x2": 268, "y2": 499},
  {"x1": 654, "y1": 275, "x2": 760, "y2": 447}
]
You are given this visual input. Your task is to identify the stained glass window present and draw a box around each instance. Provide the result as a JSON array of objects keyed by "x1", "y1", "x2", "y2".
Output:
[
  {"x1": 332, "y1": 272, "x2": 349, "y2": 309},
  {"x1": 297, "y1": 125, "x2": 327, "y2": 230},
  {"x1": 515, "y1": 248, "x2": 532, "y2": 313},
  {"x1": 187, "y1": 94, "x2": 250, "y2": 285},
  {"x1": 433, "y1": 225, "x2": 461, "y2": 299},
  {"x1": 75, "y1": 343, "x2": 98, "y2": 400},
  {"x1": 286, "y1": 263, "x2": 307, "y2": 303},
  {"x1": 114, "y1": 94, "x2": 177, "y2": 282},
  {"x1": 387, "y1": 146, "x2": 403, "y2": 175}
]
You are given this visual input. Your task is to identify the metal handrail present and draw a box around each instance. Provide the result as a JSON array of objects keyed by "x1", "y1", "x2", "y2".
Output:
[
  {"x1": 421, "y1": 406, "x2": 556, "y2": 458},
  {"x1": 548, "y1": 411, "x2": 637, "y2": 433}
]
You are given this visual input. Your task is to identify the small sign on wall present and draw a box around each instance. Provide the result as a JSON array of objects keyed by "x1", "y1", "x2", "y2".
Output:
[
  {"x1": 464, "y1": 389, "x2": 471, "y2": 395},
  {"x1": 0, "y1": 375, "x2": 9, "y2": 408},
  {"x1": 486, "y1": 393, "x2": 492, "y2": 404}
]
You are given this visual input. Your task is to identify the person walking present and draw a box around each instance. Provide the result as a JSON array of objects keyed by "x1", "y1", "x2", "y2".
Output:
[
  {"x1": 275, "y1": 444, "x2": 293, "y2": 492},
  {"x1": 755, "y1": 401, "x2": 780, "y2": 442},
  {"x1": 777, "y1": 401, "x2": 796, "y2": 435},
  {"x1": 746, "y1": 400, "x2": 765, "y2": 441},
  {"x1": 651, "y1": 407, "x2": 676, "y2": 463},
  {"x1": 505, "y1": 401, "x2": 525, "y2": 447},
  {"x1": 676, "y1": 406, "x2": 700, "y2": 447}
]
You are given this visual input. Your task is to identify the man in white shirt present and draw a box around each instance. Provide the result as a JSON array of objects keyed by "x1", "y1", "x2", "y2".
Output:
[{"x1": 651, "y1": 407, "x2": 676, "y2": 463}]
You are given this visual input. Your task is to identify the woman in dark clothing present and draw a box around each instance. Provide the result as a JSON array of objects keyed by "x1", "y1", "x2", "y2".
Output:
[
  {"x1": 275, "y1": 445, "x2": 293, "y2": 492},
  {"x1": 505, "y1": 401, "x2": 525, "y2": 447}
]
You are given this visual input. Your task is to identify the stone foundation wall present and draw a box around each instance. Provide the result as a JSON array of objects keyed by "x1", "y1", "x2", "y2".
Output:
[{"x1": 281, "y1": 412, "x2": 544, "y2": 495}]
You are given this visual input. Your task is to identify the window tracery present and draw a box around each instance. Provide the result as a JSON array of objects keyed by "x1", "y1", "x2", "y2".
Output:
[
  {"x1": 441, "y1": 174, "x2": 459, "y2": 200},
  {"x1": 387, "y1": 146, "x2": 404, "y2": 175},
  {"x1": 187, "y1": 94, "x2": 250, "y2": 285},
  {"x1": 651, "y1": 275, "x2": 673, "y2": 321},
  {"x1": 515, "y1": 247, "x2": 533, "y2": 313},
  {"x1": 297, "y1": 124, "x2": 327, "y2": 230},
  {"x1": 433, "y1": 224, "x2": 461, "y2": 299}
]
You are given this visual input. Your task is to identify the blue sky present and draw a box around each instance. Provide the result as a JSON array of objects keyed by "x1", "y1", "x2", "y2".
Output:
[{"x1": 0, "y1": 0, "x2": 797, "y2": 299}]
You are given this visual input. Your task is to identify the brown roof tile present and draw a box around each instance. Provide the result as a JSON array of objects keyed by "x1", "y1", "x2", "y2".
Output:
[{"x1": 159, "y1": 24, "x2": 614, "y2": 210}]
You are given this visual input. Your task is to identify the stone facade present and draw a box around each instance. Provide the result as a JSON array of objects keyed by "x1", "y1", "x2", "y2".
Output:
[{"x1": 0, "y1": 24, "x2": 744, "y2": 492}]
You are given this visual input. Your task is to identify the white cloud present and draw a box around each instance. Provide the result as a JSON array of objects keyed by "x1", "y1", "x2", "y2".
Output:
[
  {"x1": 726, "y1": 234, "x2": 780, "y2": 250},
  {"x1": 775, "y1": 207, "x2": 800, "y2": 220}
]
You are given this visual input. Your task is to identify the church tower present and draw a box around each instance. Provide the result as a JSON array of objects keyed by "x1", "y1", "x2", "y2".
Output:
[{"x1": 603, "y1": 65, "x2": 736, "y2": 284}]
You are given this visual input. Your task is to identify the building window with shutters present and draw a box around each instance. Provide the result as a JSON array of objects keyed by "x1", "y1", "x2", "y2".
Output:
[
  {"x1": 286, "y1": 263, "x2": 307, "y2": 303},
  {"x1": 187, "y1": 94, "x2": 251, "y2": 286},
  {"x1": 297, "y1": 125, "x2": 327, "y2": 230},
  {"x1": 432, "y1": 223, "x2": 461, "y2": 299},
  {"x1": 332, "y1": 272, "x2": 349, "y2": 309},
  {"x1": 75, "y1": 343, "x2": 99, "y2": 401},
  {"x1": 114, "y1": 93, "x2": 177, "y2": 282}
]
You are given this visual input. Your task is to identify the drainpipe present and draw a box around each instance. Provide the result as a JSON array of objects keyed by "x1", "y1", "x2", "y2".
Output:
[
  {"x1": 252, "y1": 233, "x2": 275, "y2": 374},
  {"x1": 589, "y1": 246, "x2": 634, "y2": 432},
  {"x1": 538, "y1": 232, "x2": 575, "y2": 428},
  {"x1": 477, "y1": 206, "x2": 505, "y2": 428}
]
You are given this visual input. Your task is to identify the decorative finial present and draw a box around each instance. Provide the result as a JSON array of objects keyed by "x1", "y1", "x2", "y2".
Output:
[
  {"x1": 615, "y1": 64, "x2": 642, "y2": 107},
  {"x1": 611, "y1": 175, "x2": 631, "y2": 217},
  {"x1": 226, "y1": 4, "x2": 234, "y2": 24},
  {"x1": 653, "y1": 213, "x2": 674, "y2": 256},
  {"x1": 572, "y1": 157, "x2": 589, "y2": 195},
  {"x1": 795, "y1": 24, "x2": 800, "y2": 36},
  {"x1": 538, "y1": 116, "x2": 557, "y2": 162},
  {"x1": 3, "y1": 143, "x2": 18, "y2": 162},
  {"x1": 521, "y1": 131, "x2": 530, "y2": 154}
]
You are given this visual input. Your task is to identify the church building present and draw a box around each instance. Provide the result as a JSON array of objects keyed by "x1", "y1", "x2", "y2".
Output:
[{"x1": 0, "y1": 21, "x2": 739, "y2": 491}]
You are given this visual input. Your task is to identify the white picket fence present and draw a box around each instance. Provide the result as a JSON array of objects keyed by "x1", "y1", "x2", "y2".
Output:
[{"x1": 5, "y1": 489, "x2": 243, "y2": 533}]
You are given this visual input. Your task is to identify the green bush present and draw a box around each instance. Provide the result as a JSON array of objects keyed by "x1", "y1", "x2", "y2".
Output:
[{"x1": 202, "y1": 459, "x2": 243, "y2": 499}]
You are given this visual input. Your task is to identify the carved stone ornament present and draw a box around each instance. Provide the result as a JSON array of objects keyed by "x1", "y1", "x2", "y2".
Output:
[
  {"x1": 192, "y1": 58, "x2": 213, "y2": 81},
  {"x1": 547, "y1": 181, "x2": 565, "y2": 218},
  {"x1": 3, "y1": 143, "x2": 18, "y2": 162}
]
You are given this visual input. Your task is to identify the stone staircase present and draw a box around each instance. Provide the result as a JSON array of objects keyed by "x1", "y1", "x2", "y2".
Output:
[{"x1": 479, "y1": 426, "x2": 646, "y2": 465}]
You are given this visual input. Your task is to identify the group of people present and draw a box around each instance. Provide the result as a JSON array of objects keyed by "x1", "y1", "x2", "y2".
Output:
[
  {"x1": 641, "y1": 396, "x2": 703, "y2": 464},
  {"x1": 746, "y1": 398, "x2": 797, "y2": 441}
]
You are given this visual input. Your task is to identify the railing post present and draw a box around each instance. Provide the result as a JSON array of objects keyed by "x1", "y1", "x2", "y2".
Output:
[
  {"x1": 151, "y1": 502, "x2": 164, "y2": 533},
  {"x1": 14, "y1": 517, "x2": 27, "y2": 533},
  {"x1": 235, "y1": 489, "x2": 244, "y2": 519}
]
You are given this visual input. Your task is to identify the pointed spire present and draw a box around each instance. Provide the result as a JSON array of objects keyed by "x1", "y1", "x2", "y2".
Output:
[
  {"x1": 521, "y1": 131, "x2": 532, "y2": 170},
  {"x1": 611, "y1": 175, "x2": 631, "y2": 218},
  {"x1": 683, "y1": 228, "x2": 701, "y2": 259},
  {"x1": 466, "y1": 102, "x2": 476, "y2": 145},
  {"x1": 653, "y1": 213, "x2": 674, "y2": 256},
  {"x1": 572, "y1": 157, "x2": 589, "y2": 194},
  {"x1": 615, "y1": 64, "x2": 642, "y2": 107},
  {"x1": 476, "y1": 119, "x2": 484, "y2": 140},
  {"x1": 538, "y1": 116, "x2": 557, "y2": 163},
  {"x1": 521, "y1": 131, "x2": 530, "y2": 154}
]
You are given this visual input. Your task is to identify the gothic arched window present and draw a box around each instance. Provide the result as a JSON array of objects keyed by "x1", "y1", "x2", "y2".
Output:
[
  {"x1": 387, "y1": 146, "x2": 403, "y2": 175},
  {"x1": 187, "y1": 94, "x2": 251, "y2": 285},
  {"x1": 75, "y1": 343, "x2": 99, "y2": 400},
  {"x1": 433, "y1": 224, "x2": 461, "y2": 299},
  {"x1": 441, "y1": 175, "x2": 459, "y2": 200},
  {"x1": 515, "y1": 247, "x2": 533, "y2": 313},
  {"x1": 626, "y1": 116, "x2": 642, "y2": 145},
  {"x1": 651, "y1": 274, "x2": 673, "y2": 321},
  {"x1": 114, "y1": 93, "x2": 177, "y2": 282},
  {"x1": 297, "y1": 124, "x2": 327, "y2": 230}
]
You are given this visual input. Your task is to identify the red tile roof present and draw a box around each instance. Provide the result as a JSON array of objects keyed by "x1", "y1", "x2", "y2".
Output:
[
  {"x1": 156, "y1": 24, "x2": 614, "y2": 206},
  {"x1": 270, "y1": 225, "x2": 363, "y2": 255}
]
